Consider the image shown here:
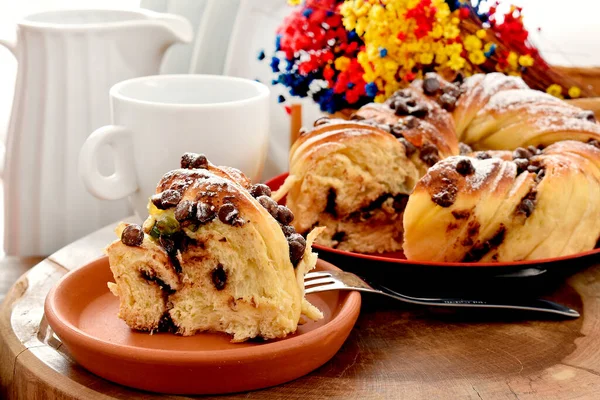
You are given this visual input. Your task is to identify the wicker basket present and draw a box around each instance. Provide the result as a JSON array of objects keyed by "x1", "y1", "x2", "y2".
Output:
[{"x1": 559, "y1": 66, "x2": 600, "y2": 116}]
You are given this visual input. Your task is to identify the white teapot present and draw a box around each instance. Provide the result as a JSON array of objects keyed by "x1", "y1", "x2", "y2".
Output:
[{"x1": 0, "y1": 9, "x2": 192, "y2": 256}]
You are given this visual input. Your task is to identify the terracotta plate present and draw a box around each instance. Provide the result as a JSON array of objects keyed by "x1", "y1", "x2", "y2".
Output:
[
  {"x1": 44, "y1": 257, "x2": 361, "y2": 395},
  {"x1": 265, "y1": 173, "x2": 600, "y2": 279}
]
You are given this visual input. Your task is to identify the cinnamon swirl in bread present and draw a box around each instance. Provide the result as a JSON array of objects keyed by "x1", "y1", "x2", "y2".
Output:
[
  {"x1": 106, "y1": 153, "x2": 322, "y2": 342},
  {"x1": 403, "y1": 141, "x2": 600, "y2": 262}
]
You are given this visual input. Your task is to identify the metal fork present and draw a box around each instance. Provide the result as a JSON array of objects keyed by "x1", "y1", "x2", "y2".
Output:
[{"x1": 304, "y1": 270, "x2": 580, "y2": 318}]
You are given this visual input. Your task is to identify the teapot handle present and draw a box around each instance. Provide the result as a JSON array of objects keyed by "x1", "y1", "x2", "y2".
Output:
[
  {"x1": 79, "y1": 125, "x2": 139, "y2": 200},
  {"x1": 0, "y1": 37, "x2": 17, "y2": 57}
]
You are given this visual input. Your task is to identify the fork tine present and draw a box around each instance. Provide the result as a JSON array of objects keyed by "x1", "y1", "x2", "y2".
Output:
[
  {"x1": 305, "y1": 283, "x2": 343, "y2": 295},
  {"x1": 304, "y1": 271, "x2": 332, "y2": 280},
  {"x1": 304, "y1": 277, "x2": 337, "y2": 288}
]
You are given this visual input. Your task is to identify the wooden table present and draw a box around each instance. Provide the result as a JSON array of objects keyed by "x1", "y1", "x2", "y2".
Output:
[{"x1": 2, "y1": 224, "x2": 600, "y2": 399}]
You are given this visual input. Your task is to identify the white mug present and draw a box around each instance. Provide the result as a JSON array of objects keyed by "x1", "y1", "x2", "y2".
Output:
[{"x1": 79, "y1": 74, "x2": 270, "y2": 218}]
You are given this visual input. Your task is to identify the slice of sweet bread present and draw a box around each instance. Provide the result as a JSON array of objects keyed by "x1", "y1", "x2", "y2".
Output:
[{"x1": 106, "y1": 153, "x2": 323, "y2": 342}]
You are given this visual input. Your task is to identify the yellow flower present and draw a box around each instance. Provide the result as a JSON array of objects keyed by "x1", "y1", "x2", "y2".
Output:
[
  {"x1": 468, "y1": 50, "x2": 486, "y2": 65},
  {"x1": 463, "y1": 35, "x2": 482, "y2": 52},
  {"x1": 287, "y1": 0, "x2": 302, "y2": 5},
  {"x1": 445, "y1": 43, "x2": 463, "y2": 56},
  {"x1": 430, "y1": 24, "x2": 443, "y2": 39},
  {"x1": 419, "y1": 52, "x2": 434, "y2": 64},
  {"x1": 507, "y1": 52, "x2": 518, "y2": 70},
  {"x1": 355, "y1": 18, "x2": 368, "y2": 36},
  {"x1": 518, "y1": 54, "x2": 534, "y2": 67},
  {"x1": 334, "y1": 56, "x2": 350, "y2": 71},
  {"x1": 568, "y1": 86, "x2": 582, "y2": 98},
  {"x1": 436, "y1": 2, "x2": 451, "y2": 18},
  {"x1": 374, "y1": 94, "x2": 387, "y2": 103},
  {"x1": 369, "y1": 3, "x2": 385, "y2": 19},
  {"x1": 546, "y1": 84, "x2": 563, "y2": 98},
  {"x1": 443, "y1": 24, "x2": 460, "y2": 39},
  {"x1": 436, "y1": 53, "x2": 449, "y2": 64},
  {"x1": 448, "y1": 54, "x2": 466, "y2": 71},
  {"x1": 476, "y1": 29, "x2": 487, "y2": 39},
  {"x1": 451, "y1": 17, "x2": 460, "y2": 25}
]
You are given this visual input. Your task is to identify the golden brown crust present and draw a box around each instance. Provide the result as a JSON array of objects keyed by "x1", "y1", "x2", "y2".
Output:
[{"x1": 404, "y1": 141, "x2": 600, "y2": 262}]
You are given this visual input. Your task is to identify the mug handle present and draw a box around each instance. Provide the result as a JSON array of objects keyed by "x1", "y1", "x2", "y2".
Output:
[{"x1": 79, "y1": 125, "x2": 138, "y2": 200}]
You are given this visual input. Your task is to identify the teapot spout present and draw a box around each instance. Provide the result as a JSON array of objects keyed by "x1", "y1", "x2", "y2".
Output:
[{"x1": 143, "y1": 10, "x2": 193, "y2": 45}]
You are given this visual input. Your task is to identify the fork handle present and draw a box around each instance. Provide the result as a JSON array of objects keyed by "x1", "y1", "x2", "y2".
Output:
[{"x1": 377, "y1": 288, "x2": 580, "y2": 318}]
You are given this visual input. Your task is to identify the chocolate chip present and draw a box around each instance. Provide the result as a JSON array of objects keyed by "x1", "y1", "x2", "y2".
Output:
[
  {"x1": 218, "y1": 203, "x2": 242, "y2": 226},
  {"x1": 514, "y1": 158, "x2": 529, "y2": 174},
  {"x1": 332, "y1": 231, "x2": 346, "y2": 246},
  {"x1": 513, "y1": 147, "x2": 533, "y2": 160},
  {"x1": 390, "y1": 124, "x2": 407, "y2": 138},
  {"x1": 325, "y1": 188, "x2": 337, "y2": 217},
  {"x1": 288, "y1": 234, "x2": 306, "y2": 267},
  {"x1": 475, "y1": 152, "x2": 491, "y2": 160},
  {"x1": 443, "y1": 85, "x2": 461, "y2": 99},
  {"x1": 453, "y1": 73, "x2": 464, "y2": 83},
  {"x1": 438, "y1": 93, "x2": 457, "y2": 111},
  {"x1": 314, "y1": 116, "x2": 330, "y2": 126},
  {"x1": 121, "y1": 224, "x2": 144, "y2": 246},
  {"x1": 158, "y1": 312, "x2": 177, "y2": 333},
  {"x1": 459, "y1": 143, "x2": 473, "y2": 155},
  {"x1": 257, "y1": 195, "x2": 278, "y2": 216},
  {"x1": 517, "y1": 199, "x2": 535, "y2": 217},
  {"x1": 196, "y1": 202, "x2": 216, "y2": 224},
  {"x1": 406, "y1": 99, "x2": 417, "y2": 107},
  {"x1": 535, "y1": 168, "x2": 546, "y2": 182},
  {"x1": 391, "y1": 117, "x2": 419, "y2": 138},
  {"x1": 350, "y1": 114, "x2": 365, "y2": 121},
  {"x1": 211, "y1": 264, "x2": 227, "y2": 290},
  {"x1": 411, "y1": 105, "x2": 429, "y2": 117},
  {"x1": 527, "y1": 164, "x2": 540, "y2": 173},
  {"x1": 419, "y1": 143, "x2": 440, "y2": 166},
  {"x1": 289, "y1": 232, "x2": 306, "y2": 247},
  {"x1": 452, "y1": 210, "x2": 470, "y2": 219},
  {"x1": 174, "y1": 200, "x2": 196, "y2": 221},
  {"x1": 155, "y1": 189, "x2": 181, "y2": 209},
  {"x1": 159, "y1": 236, "x2": 175, "y2": 254},
  {"x1": 588, "y1": 139, "x2": 600, "y2": 149},
  {"x1": 456, "y1": 159, "x2": 475, "y2": 176},
  {"x1": 398, "y1": 138, "x2": 417, "y2": 157},
  {"x1": 181, "y1": 153, "x2": 208, "y2": 169},
  {"x1": 462, "y1": 225, "x2": 506, "y2": 262},
  {"x1": 404, "y1": 116, "x2": 419, "y2": 128},
  {"x1": 578, "y1": 111, "x2": 596, "y2": 122},
  {"x1": 140, "y1": 270, "x2": 175, "y2": 294},
  {"x1": 281, "y1": 225, "x2": 296, "y2": 238},
  {"x1": 150, "y1": 194, "x2": 163, "y2": 208},
  {"x1": 276, "y1": 205, "x2": 294, "y2": 225},
  {"x1": 249, "y1": 183, "x2": 271, "y2": 198},
  {"x1": 423, "y1": 77, "x2": 440, "y2": 95},
  {"x1": 394, "y1": 101, "x2": 410, "y2": 116},
  {"x1": 432, "y1": 189, "x2": 457, "y2": 208},
  {"x1": 527, "y1": 145, "x2": 540, "y2": 155},
  {"x1": 392, "y1": 194, "x2": 409, "y2": 212}
]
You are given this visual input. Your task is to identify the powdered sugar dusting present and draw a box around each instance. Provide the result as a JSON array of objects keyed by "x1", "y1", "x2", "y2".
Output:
[
  {"x1": 479, "y1": 73, "x2": 528, "y2": 97},
  {"x1": 532, "y1": 115, "x2": 600, "y2": 133},
  {"x1": 484, "y1": 89, "x2": 563, "y2": 113},
  {"x1": 468, "y1": 158, "x2": 499, "y2": 190}
]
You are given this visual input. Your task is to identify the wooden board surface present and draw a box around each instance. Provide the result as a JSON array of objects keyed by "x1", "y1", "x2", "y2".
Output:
[{"x1": 2, "y1": 222, "x2": 600, "y2": 399}]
